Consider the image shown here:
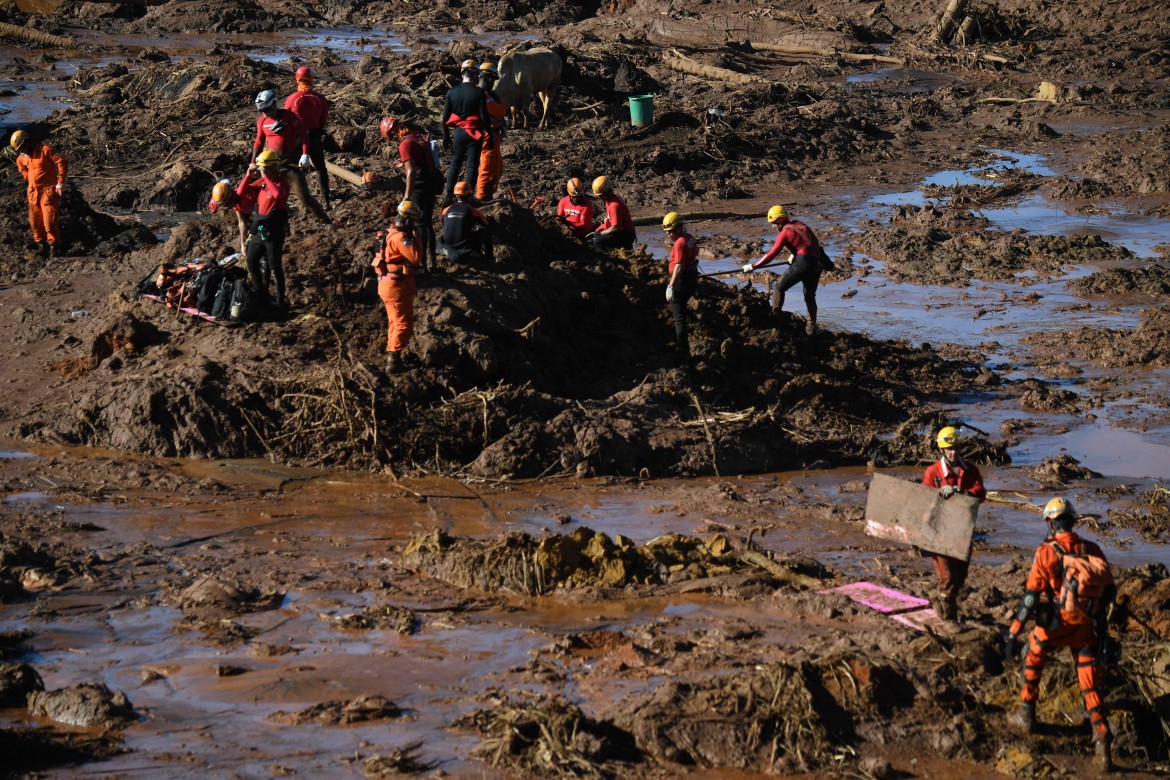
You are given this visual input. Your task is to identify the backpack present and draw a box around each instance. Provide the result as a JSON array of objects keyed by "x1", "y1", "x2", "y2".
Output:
[
  {"x1": 195, "y1": 267, "x2": 225, "y2": 313},
  {"x1": 228, "y1": 278, "x2": 254, "y2": 322},
  {"x1": 209, "y1": 268, "x2": 244, "y2": 320},
  {"x1": 1047, "y1": 539, "x2": 1111, "y2": 624}
]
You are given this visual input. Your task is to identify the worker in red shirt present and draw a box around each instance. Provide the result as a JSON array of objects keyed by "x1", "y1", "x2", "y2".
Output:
[
  {"x1": 587, "y1": 175, "x2": 636, "y2": 252},
  {"x1": 251, "y1": 89, "x2": 330, "y2": 224},
  {"x1": 441, "y1": 59, "x2": 489, "y2": 206},
  {"x1": 1003, "y1": 497, "x2": 1115, "y2": 772},
  {"x1": 742, "y1": 205, "x2": 826, "y2": 335},
  {"x1": 238, "y1": 151, "x2": 292, "y2": 308},
  {"x1": 662, "y1": 212, "x2": 699, "y2": 362},
  {"x1": 11, "y1": 129, "x2": 67, "y2": 259},
  {"x1": 283, "y1": 66, "x2": 331, "y2": 210},
  {"x1": 921, "y1": 426, "x2": 986, "y2": 620},
  {"x1": 209, "y1": 177, "x2": 258, "y2": 256},
  {"x1": 381, "y1": 117, "x2": 440, "y2": 272},
  {"x1": 556, "y1": 178, "x2": 593, "y2": 241},
  {"x1": 374, "y1": 200, "x2": 425, "y2": 372},
  {"x1": 476, "y1": 62, "x2": 507, "y2": 201}
]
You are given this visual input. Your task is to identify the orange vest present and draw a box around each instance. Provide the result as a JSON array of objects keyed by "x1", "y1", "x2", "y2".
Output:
[{"x1": 372, "y1": 226, "x2": 423, "y2": 277}]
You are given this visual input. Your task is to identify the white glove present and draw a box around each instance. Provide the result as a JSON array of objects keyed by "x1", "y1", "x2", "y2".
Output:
[
  {"x1": 665, "y1": 286, "x2": 674, "y2": 302},
  {"x1": 55, "y1": 183, "x2": 63, "y2": 194},
  {"x1": 299, "y1": 154, "x2": 311, "y2": 169},
  {"x1": 742, "y1": 263, "x2": 755, "y2": 273},
  {"x1": 938, "y1": 485, "x2": 957, "y2": 499}
]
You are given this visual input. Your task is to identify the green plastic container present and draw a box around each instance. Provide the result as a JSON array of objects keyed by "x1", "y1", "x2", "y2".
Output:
[{"x1": 629, "y1": 94, "x2": 654, "y2": 127}]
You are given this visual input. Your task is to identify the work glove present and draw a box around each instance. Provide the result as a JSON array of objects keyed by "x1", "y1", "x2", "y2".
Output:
[
  {"x1": 1003, "y1": 633, "x2": 1018, "y2": 661},
  {"x1": 741, "y1": 263, "x2": 755, "y2": 273},
  {"x1": 299, "y1": 154, "x2": 311, "y2": 169},
  {"x1": 55, "y1": 183, "x2": 63, "y2": 195},
  {"x1": 665, "y1": 286, "x2": 674, "y2": 302},
  {"x1": 938, "y1": 485, "x2": 957, "y2": 499}
]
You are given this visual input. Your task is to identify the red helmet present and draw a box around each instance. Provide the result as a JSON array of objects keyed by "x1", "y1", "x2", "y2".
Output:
[
  {"x1": 295, "y1": 66, "x2": 314, "y2": 82},
  {"x1": 379, "y1": 116, "x2": 398, "y2": 141}
]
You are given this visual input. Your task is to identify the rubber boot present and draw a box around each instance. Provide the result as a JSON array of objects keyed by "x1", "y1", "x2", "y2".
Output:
[
  {"x1": 805, "y1": 318, "x2": 817, "y2": 336},
  {"x1": 47, "y1": 244, "x2": 57, "y2": 261},
  {"x1": 1009, "y1": 701, "x2": 1036, "y2": 735},
  {"x1": 1094, "y1": 733, "x2": 1113, "y2": 773},
  {"x1": 385, "y1": 352, "x2": 403, "y2": 373},
  {"x1": 932, "y1": 592, "x2": 957, "y2": 622}
]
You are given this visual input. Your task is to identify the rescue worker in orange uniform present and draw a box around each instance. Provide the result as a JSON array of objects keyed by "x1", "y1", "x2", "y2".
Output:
[
  {"x1": 252, "y1": 89, "x2": 330, "y2": 224},
  {"x1": 439, "y1": 182, "x2": 492, "y2": 264},
  {"x1": 742, "y1": 205, "x2": 826, "y2": 335},
  {"x1": 476, "y1": 62, "x2": 507, "y2": 201},
  {"x1": 381, "y1": 117, "x2": 441, "y2": 272},
  {"x1": 556, "y1": 178, "x2": 594, "y2": 241},
  {"x1": 283, "y1": 66, "x2": 331, "y2": 210},
  {"x1": 662, "y1": 212, "x2": 698, "y2": 362},
  {"x1": 11, "y1": 129, "x2": 67, "y2": 258},
  {"x1": 587, "y1": 175, "x2": 636, "y2": 252},
  {"x1": 1004, "y1": 497, "x2": 1115, "y2": 772},
  {"x1": 921, "y1": 426, "x2": 986, "y2": 621},
  {"x1": 374, "y1": 200, "x2": 425, "y2": 372},
  {"x1": 239, "y1": 150, "x2": 291, "y2": 308},
  {"x1": 209, "y1": 177, "x2": 257, "y2": 256},
  {"x1": 441, "y1": 59, "x2": 489, "y2": 205}
]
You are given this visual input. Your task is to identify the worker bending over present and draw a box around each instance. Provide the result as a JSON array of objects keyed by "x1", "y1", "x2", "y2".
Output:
[
  {"x1": 556, "y1": 178, "x2": 594, "y2": 241},
  {"x1": 742, "y1": 205, "x2": 825, "y2": 335},
  {"x1": 439, "y1": 182, "x2": 492, "y2": 264}
]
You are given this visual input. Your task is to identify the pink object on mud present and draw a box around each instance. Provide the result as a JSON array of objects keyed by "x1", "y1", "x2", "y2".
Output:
[{"x1": 819, "y1": 581, "x2": 930, "y2": 614}]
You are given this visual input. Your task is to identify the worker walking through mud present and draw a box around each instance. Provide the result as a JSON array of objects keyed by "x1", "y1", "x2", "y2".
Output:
[
  {"x1": 556, "y1": 178, "x2": 594, "y2": 241},
  {"x1": 10, "y1": 129, "x2": 67, "y2": 259},
  {"x1": 442, "y1": 59, "x2": 489, "y2": 206},
  {"x1": 375, "y1": 200, "x2": 425, "y2": 372},
  {"x1": 283, "y1": 66, "x2": 332, "y2": 211},
  {"x1": 240, "y1": 151, "x2": 291, "y2": 309},
  {"x1": 587, "y1": 175, "x2": 636, "y2": 252},
  {"x1": 742, "y1": 205, "x2": 827, "y2": 335},
  {"x1": 662, "y1": 211, "x2": 698, "y2": 363},
  {"x1": 381, "y1": 117, "x2": 441, "y2": 272},
  {"x1": 251, "y1": 89, "x2": 331, "y2": 224},
  {"x1": 439, "y1": 182, "x2": 492, "y2": 264},
  {"x1": 476, "y1": 62, "x2": 507, "y2": 201},
  {"x1": 921, "y1": 426, "x2": 985, "y2": 621},
  {"x1": 1004, "y1": 496, "x2": 1115, "y2": 771}
]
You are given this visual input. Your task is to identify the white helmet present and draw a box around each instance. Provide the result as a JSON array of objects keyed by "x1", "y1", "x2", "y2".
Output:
[{"x1": 254, "y1": 90, "x2": 277, "y2": 110}]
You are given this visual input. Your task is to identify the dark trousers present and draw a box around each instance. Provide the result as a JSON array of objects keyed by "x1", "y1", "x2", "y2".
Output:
[
  {"x1": 246, "y1": 217, "x2": 286, "y2": 305},
  {"x1": 669, "y1": 267, "x2": 698, "y2": 354},
  {"x1": 412, "y1": 182, "x2": 437, "y2": 268},
  {"x1": 284, "y1": 165, "x2": 330, "y2": 223},
  {"x1": 590, "y1": 229, "x2": 636, "y2": 252},
  {"x1": 772, "y1": 255, "x2": 821, "y2": 323},
  {"x1": 445, "y1": 128, "x2": 483, "y2": 201},
  {"x1": 307, "y1": 129, "x2": 330, "y2": 206}
]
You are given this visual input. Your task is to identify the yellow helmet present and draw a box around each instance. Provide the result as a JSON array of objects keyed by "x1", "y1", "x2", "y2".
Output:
[
  {"x1": 662, "y1": 212, "x2": 684, "y2": 231},
  {"x1": 460, "y1": 58, "x2": 478, "y2": 73},
  {"x1": 1043, "y1": 497, "x2": 1076, "y2": 522},
  {"x1": 255, "y1": 150, "x2": 281, "y2": 168},
  {"x1": 591, "y1": 175, "x2": 611, "y2": 197},
  {"x1": 479, "y1": 62, "x2": 499, "y2": 79},
  {"x1": 767, "y1": 205, "x2": 787, "y2": 223},
  {"x1": 398, "y1": 200, "x2": 421, "y2": 219},
  {"x1": 566, "y1": 177, "x2": 583, "y2": 197},
  {"x1": 936, "y1": 426, "x2": 960, "y2": 449},
  {"x1": 9, "y1": 129, "x2": 28, "y2": 151}
]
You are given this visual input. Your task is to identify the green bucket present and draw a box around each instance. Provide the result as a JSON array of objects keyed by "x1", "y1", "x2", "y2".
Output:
[{"x1": 629, "y1": 94, "x2": 654, "y2": 127}]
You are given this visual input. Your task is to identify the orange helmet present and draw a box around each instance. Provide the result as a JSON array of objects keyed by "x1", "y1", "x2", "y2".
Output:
[
  {"x1": 566, "y1": 177, "x2": 583, "y2": 197},
  {"x1": 208, "y1": 179, "x2": 234, "y2": 212},
  {"x1": 361, "y1": 171, "x2": 379, "y2": 190},
  {"x1": 454, "y1": 181, "x2": 472, "y2": 197}
]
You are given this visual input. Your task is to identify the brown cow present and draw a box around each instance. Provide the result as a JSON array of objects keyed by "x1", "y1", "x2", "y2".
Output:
[{"x1": 495, "y1": 47, "x2": 562, "y2": 130}]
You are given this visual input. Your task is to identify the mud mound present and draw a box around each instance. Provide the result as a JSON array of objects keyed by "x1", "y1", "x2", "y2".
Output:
[
  {"x1": 403, "y1": 527, "x2": 745, "y2": 595},
  {"x1": 869, "y1": 411, "x2": 1011, "y2": 467},
  {"x1": 270, "y1": 695, "x2": 402, "y2": 726},
  {"x1": 1029, "y1": 454, "x2": 1102, "y2": 486},
  {"x1": 852, "y1": 223, "x2": 1127, "y2": 285},
  {"x1": 28, "y1": 683, "x2": 136, "y2": 729},
  {"x1": 1022, "y1": 307, "x2": 1170, "y2": 368},
  {"x1": 0, "y1": 535, "x2": 61, "y2": 603},
  {"x1": 176, "y1": 576, "x2": 283, "y2": 620},
  {"x1": 1116, "y1": 564, "x2": 1170, "y2": 639},
  {"x1": 1068, "y1": 262, "x2": 1170, "y2": 297},
  {"x1": 0, "y1": 181, "x2": 129, "y2": 276},
  {"x1": 0, "y1": 726, "x2": 124, "y2": 777},
  {"x1": 328, "y1": 604, "x2": 417, "y2": 634},
  {"x1": 122, "y1": 0, "x2": 323, "y2": 33},
  {"x1": 0, "y1": 662, "x2": 43, "y2": 707},
  {"x1": 453, "y1": 692, "x2": 641, "y2": 778},
  {"x1": 1075, "y1": 126, "x2": 1170, "y2": 196}
]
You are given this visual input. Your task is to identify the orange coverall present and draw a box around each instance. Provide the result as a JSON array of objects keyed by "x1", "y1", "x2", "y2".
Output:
[
  {"x1": 16, "y1": 142, "x2": 68, "y2": 247},
  {"x1": 1008, "y1": 531, "x2": 1114, "y2": 739},
  {"x1": 374, "y1": 225, "x2": 423, "y2": 354},
  {"x1": 476, "y1": 90, "x2": 507, "y2": 201}
]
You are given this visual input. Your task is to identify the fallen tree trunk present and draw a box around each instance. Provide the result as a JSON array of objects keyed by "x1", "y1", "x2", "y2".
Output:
[
  {"x1": 663, "y1": 53, "x2": 759, "y2": 86},
  {"x1": 0, "y1": 21, "x2": 75, "y2": 48},
  {"x1": 750, "y1": 41, "x2": 905, "y2": 66},
  {"x1": 736, "y1": 549, "x2": 825, "y2": 591},
  {"x1": 325, "y1": 161, "x2": 364, "y2": 188},
  {"x1": 631, "y1": 210, "x2": 760, "y2": 227}
]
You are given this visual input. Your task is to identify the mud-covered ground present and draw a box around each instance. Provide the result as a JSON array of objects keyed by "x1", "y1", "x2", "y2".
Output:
[{"x1": 1, "y1": 0, "x2": 1169, "y2": 776}]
